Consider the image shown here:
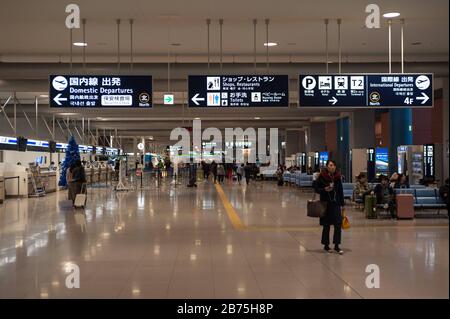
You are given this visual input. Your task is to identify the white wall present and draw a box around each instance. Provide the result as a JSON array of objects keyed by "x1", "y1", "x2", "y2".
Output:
[{"x1": 0, "y1": 150, "x2": 52, "y2": 167}]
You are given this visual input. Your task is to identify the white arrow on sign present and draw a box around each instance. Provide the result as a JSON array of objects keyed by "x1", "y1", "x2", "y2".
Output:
[
  {"x1": 416, "y1": 92, "x2": 429, "y2": 105},
  {"x1": 328, "y1": 97, "x2": 338, "y2": 105},
  {"x1": 191, "y1": 93, "x2": 205, "y2": 106},
  {"x1": 53, "y1": 93, "x2": 67, "y2": 106}
]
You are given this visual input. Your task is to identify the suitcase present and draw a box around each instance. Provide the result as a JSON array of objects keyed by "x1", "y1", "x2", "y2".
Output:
[
  {"x1": 396, "y1": 194, "x2": 414, "y2": 219},
  {"x1": 365, "y1": 195, "x2": 377, "y2": 219},
  {"x1": 74, "y1": 184, "x2": 87, "y2": 208}
]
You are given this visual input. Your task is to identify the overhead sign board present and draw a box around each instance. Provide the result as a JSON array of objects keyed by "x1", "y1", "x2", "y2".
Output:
[
  {"x1": 188, "y1": 75, "x2": 289, "y2": 107},
  {"x1": 299, "y1": 73, "x2": 433, "y2": 108},
  {"x1": 49, "y1": 75, "x2": 153, "y2": 107}
]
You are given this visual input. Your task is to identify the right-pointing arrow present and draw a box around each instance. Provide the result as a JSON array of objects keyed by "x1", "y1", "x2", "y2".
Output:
[
  {"x1": 191, "y1": 93, "x2": 205, "y2": 106},
  {"x1": 416, "y1": 92, "x2": 429, "y2": 105},
  {"x1": 328, "y1": 96, "x2": 338, "y2": 105},
  {"x1": 53, "y1": 93, "x2": 67, "y2": 106}
]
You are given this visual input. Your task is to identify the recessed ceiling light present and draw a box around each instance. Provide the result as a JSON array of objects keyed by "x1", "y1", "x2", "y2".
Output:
[
  {"x1": 73, "y1": 42, "x2": 88, "y2": 47},
  {"x1": 194, "y1": 117, "x2": 200, "y2": 120},
  {"x1": 59, "y1": 113, "x2": 78, "y2": 116},
  {"x1": 263, "y1": 42, "x2": 277, "y2": 47},
  {"x1": 39, "y1": 94, "x2": 48, "y2": 98},
  {"x1": 383, "y1": 12, "x2": 401, "y2": 18},
  {"x1": 254, "y1": 117, "x2": 261, "y2": 120}
]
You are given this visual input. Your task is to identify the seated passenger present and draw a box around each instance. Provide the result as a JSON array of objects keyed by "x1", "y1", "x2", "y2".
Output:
[
  {"x1": 353, "y1": 172, "x2": 371, "y2": 204},
  {"x1": 372, "y1": 175, "x2": 396, "y2": 219},
  {"x1": 394, "y1": 173, "x2": 410, "y2": 189}
]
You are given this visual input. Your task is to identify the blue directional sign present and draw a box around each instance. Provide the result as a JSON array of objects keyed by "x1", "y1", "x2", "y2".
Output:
[
  {"x1": 188, "y1": 75, "x2": 289, "y2": 107},
  {"x1": 49, "y1": 75, "x2": 153, "y2": 107},
  {"x1": 299, "y1": 74, "x2": 433, "y2": 108}
]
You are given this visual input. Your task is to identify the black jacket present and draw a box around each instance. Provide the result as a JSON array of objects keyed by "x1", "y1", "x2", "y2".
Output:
[{"x1": 314, "y1": 171, "x2": 345, "y2": 226}]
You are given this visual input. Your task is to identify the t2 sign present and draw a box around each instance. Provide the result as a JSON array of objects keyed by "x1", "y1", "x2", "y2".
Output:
[{"x1": 299, "y1": 73, "x2": 433, "y2": 108}]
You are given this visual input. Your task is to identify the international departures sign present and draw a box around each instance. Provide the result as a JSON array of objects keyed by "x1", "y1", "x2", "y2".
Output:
[
  {"x1": 188, "y1": 75, "x2": 289, "y2": 107},
  {"x1": 299, "y1": 73, "x2": 433, "y2": 108},
  {"x1": 49, "y1": 75, "x2": 153, "y2": 107}
]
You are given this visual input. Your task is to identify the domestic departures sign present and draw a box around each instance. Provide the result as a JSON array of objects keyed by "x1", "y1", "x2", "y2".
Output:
[{"x1": 49, "y1": 75, "x2": 153, "y2": 108}]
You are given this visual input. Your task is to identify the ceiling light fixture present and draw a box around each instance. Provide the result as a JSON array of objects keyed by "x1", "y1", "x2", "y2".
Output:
[
  {"x1": 383, "y1": 12, "x2": 401, "y2": 18},
  {"x1": 263, "y1": 42, "x2": 277, "y2": 47},
  {"x1": 39, "y1": 94, "x2": 48, "y2": 98},
  {"x1": 73, "y1": 42, "x2": 88, "y2": 47},
  {"x1": 254, "y1": 117, "x2": 261, "y2": 120},
  {"x1": 194, "y1": 117, "x2": 200, "y2": 120}
]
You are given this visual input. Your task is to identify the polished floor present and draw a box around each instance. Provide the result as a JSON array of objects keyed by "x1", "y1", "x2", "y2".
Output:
[{"x1": 0, "y1": 176, "x2": 448, "y2": 299}]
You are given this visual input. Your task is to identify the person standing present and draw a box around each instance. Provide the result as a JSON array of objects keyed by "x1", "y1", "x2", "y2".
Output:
[{"x1": 314, "y1": 160, "x2": 345, "y2": 254}]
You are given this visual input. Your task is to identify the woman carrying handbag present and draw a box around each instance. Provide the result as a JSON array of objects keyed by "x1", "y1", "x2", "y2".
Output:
[{"x1": 314, "y1": 160, "x2": 345, "y2": 254}]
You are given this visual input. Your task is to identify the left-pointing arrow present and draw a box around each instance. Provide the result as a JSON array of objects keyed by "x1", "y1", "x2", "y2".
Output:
[{"x1": 53, "y1": 93, "x2": 67, "y2": 106}]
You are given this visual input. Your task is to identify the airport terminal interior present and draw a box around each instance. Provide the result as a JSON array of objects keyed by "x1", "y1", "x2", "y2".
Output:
[{"x1": 0, "y1": 0, "x2": 448, "y2": 299}]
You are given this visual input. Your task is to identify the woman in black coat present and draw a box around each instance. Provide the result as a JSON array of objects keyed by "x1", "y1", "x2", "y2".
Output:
[{"x1": 314, "y1": 159, "x2": 345, "y2": 254}]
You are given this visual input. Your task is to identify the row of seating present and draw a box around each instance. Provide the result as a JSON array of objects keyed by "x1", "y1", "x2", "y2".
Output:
[
  {"x1": 282, "y1": 171, "x2": 313, "y2": 187},
  {"x1": 395, "y1": 188, "x2": 447, "y2": 211}
]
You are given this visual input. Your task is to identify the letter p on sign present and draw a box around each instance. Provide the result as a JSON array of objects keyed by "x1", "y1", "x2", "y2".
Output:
[{"x1": 365, "y1": 264, "x2": 380, "y2": 289}]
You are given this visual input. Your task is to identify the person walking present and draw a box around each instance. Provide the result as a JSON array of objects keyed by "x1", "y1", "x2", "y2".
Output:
[
  {"x1": 236, "y1": 164, "x2": 244, "y2": 185},
  {"x1": 244, "y1": 162, "x2": 252, "y2": 185},
  {"x1": 211, "y1": 161, "x2": 218, "y2": 183},
  {"x1": 217, "y1": 164, "x2": 225, "y2": 183},
  {"x1": 66, "y1": 162, "x2": 76, "y2": 204},
  {"x1": 71, "y1": 160, "x2": 87, "y2": 206},
  {"x1": 314, "y1": 160, "x2": 345, "y2": 254}
]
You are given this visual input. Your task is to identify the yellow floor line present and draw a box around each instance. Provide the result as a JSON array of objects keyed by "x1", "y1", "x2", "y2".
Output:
[
  {"x1": 215, "y1": 183, "x2": 246, "y2": 231},
  {"x1": 214, "y1": 184, "x2": 448, "y2": 233}
]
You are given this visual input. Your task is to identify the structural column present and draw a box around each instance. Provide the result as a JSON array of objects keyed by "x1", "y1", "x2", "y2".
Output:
[
  {"x1": 443, "y1": 78, "x2": 449, "y2": 181},
  {"x1": 336, "y1": 117, "x2": 350, "y2": 181},
  {"x1": 350, "y1": 110, "x2": 376, "y2": 149},
  {"x1": 308, "y1": 123, "x2": 326, "y2": 152},
  {"x1": 389, "y1": 109, "x2": 413, "y2": 175}
]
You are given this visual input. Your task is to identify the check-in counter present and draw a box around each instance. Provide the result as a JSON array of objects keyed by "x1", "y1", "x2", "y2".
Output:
[
  {"x1": 40, "y1": 171, "x2": 57, "y2": 193},
  {"x1": 0, "y1": 176, "x2": 5, "y2": 203}
]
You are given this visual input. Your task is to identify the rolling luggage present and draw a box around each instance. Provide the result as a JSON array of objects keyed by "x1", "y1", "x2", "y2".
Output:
[
  {"x1": 74, "y1": 183, "x2": 87, "y2": 209},
  {"x1": 396, "y1": 194, "x2": 414, "y2": 219},
  {"x1": 365, "y1": 194, "x2": 377, "y2": 219}
]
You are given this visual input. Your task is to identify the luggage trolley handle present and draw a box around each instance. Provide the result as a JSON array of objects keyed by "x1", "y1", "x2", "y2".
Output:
[{"x1": 81, "y1": 183, "x2": 88, "y2": 195}]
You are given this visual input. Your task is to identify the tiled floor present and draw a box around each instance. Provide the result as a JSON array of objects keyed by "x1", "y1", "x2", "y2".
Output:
[{"x1": 0, "y1": 177, "x2": 448, "y2": 299}]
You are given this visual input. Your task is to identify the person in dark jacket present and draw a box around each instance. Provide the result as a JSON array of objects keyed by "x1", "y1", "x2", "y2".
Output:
[
  {"x1": 439, "y1": 178, "x2": 449, "y2": 216},
  {"x1": 394, "y1": 173, "x2": 410, "y2": 189},
  {"x1": 314, "y1": 159, "x2": 345, "y2": 254},
  {"x1": 372, "y1": 175, "x2": 396, "y2": 219},
  {"x1": 244, "y1": 162, "x2": 252, "y2": 185},
  {"x1": 71, "y1": 160, "x2": 86, "y2": 204},
  {"x1": 210, "y1": 161, "x2": 218, "y2": 183}
]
